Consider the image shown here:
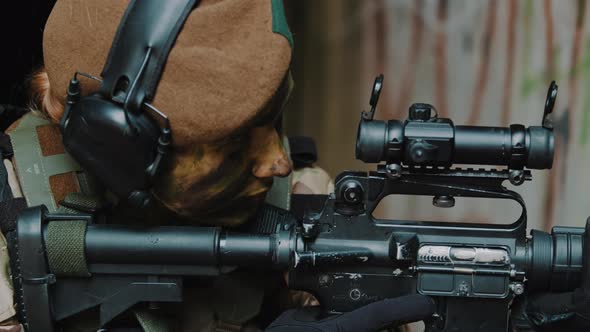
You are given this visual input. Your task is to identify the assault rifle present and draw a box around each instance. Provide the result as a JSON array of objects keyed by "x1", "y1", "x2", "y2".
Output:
[{"x1": 8, "y1": 79, "x2": 589, "y2": 332}]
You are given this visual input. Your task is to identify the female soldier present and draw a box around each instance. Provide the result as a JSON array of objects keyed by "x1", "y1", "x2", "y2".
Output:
[{"x1": 0, "y1": 1, "x2": 434, "y2": 331}]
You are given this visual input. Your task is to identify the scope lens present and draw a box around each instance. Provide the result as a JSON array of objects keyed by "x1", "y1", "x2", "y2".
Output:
[
  {"x1": 356, "y1": 119, "x2": 387, "y2": 163},
  {"x1": 526, "y1": 126, "x2": 554, "y2": 169}
]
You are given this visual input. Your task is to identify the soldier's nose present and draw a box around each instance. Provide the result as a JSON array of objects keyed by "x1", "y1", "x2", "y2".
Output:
[
  {"x1": 250, "y1": 125, "x2": 293, "y2": 179},
  {"x1": 253, "y1": 153, "x2": 292, "y2": 179}
]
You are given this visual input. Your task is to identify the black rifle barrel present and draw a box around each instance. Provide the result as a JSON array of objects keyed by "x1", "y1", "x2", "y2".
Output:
[
  {"x1": 84, "y1": 224, "x2": 293, "y2": 267},
  {"x1": 81, "y1": 223, "x2": 584, "y2": 292}
]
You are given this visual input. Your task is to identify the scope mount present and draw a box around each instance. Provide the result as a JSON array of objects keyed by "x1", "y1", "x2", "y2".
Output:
[
  {"x1": 331, "y1": 166, "x2": 529, "y2": 229},
  {"x1": 384, "y1": 162, "x2": 530, "y2": 187}
]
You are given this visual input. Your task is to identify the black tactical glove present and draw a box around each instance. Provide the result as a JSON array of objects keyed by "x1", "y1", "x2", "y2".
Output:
[
  {"x1": 525, "y1": 219, "x2": 590, "y2": 331},
  {"x1": 266, "y1": 294, "x2": 435, "y2": 332}
]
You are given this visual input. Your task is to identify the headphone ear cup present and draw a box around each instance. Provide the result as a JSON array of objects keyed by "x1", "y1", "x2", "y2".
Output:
[{"x1": 61, "y1": 94, "x2": 161, "y2": 200}]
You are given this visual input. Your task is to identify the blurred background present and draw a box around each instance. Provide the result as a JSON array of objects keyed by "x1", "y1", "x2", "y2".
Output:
[
  {"x1": 284, "y1": 0, "x2": 590, "y2": 232},
  {"x1": 1, "y1": 0, "x2": 589, "y2": 231}
]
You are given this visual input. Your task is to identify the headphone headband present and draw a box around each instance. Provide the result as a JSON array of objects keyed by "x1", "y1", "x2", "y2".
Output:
[{"x1": 100, "y1": 0, "x2": 200, "y2": 112}]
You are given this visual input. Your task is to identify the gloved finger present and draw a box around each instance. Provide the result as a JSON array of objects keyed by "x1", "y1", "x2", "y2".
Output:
[
  {"x1": 331, "y1": 294, "x2": 435, "y2": 332},
  {"x1": 526, "y1": 292, "x2": 577, "y2": 327},
  {"x1": 266, "y1": 295, "x2": 435, "y2": 332},
  {"x1": 528, "y1": 292, "x2": 576, "y2": 315},
  {"x1": 265, "y1": 307, "x2": 323, "y2": 332}
]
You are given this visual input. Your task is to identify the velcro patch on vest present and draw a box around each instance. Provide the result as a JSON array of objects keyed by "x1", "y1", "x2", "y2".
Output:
[{"x1": 10, "y1": 114, "x2": 81, "y2": 212}]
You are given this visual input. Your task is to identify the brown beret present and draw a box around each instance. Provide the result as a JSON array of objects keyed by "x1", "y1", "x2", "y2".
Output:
[{"x1": 43, "y1": 0, "x2": 293, "y2": 147}]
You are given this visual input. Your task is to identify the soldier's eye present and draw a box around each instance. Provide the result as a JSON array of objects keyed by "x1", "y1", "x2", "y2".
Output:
[{"x1": 220, "y1": 132, "x2": 249, "y2": 148}]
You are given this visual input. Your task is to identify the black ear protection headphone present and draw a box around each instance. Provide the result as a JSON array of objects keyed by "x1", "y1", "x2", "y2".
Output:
[{"x1": 60, "y1": 0, "x2": 201, "y2": 207}]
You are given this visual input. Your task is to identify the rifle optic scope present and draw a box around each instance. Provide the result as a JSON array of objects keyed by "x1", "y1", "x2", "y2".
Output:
[
  {"x1": 356, "y1": 76, "x2": 557, "y2": 170},
  {"x1": 356, "y1": 104, "x2": 554, "y2": 169}
]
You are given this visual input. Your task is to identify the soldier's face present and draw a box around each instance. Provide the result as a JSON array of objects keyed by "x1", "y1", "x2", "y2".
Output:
[{"x1": 152, "y1": 106, "x2": 291, "y2": 227}]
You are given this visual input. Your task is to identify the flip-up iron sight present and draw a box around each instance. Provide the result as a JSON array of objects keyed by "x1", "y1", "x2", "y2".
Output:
[{"x1": 356, "y1": 75, "x2": 556, "y2": 187}]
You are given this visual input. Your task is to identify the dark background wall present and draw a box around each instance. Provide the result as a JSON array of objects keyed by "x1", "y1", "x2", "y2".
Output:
[
  {"x1": 283, "y1": 0, "x2": 366, "y2": 171},
  {"x1": 0, "y1": 1, "x2": 56, "y2": 106}
]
